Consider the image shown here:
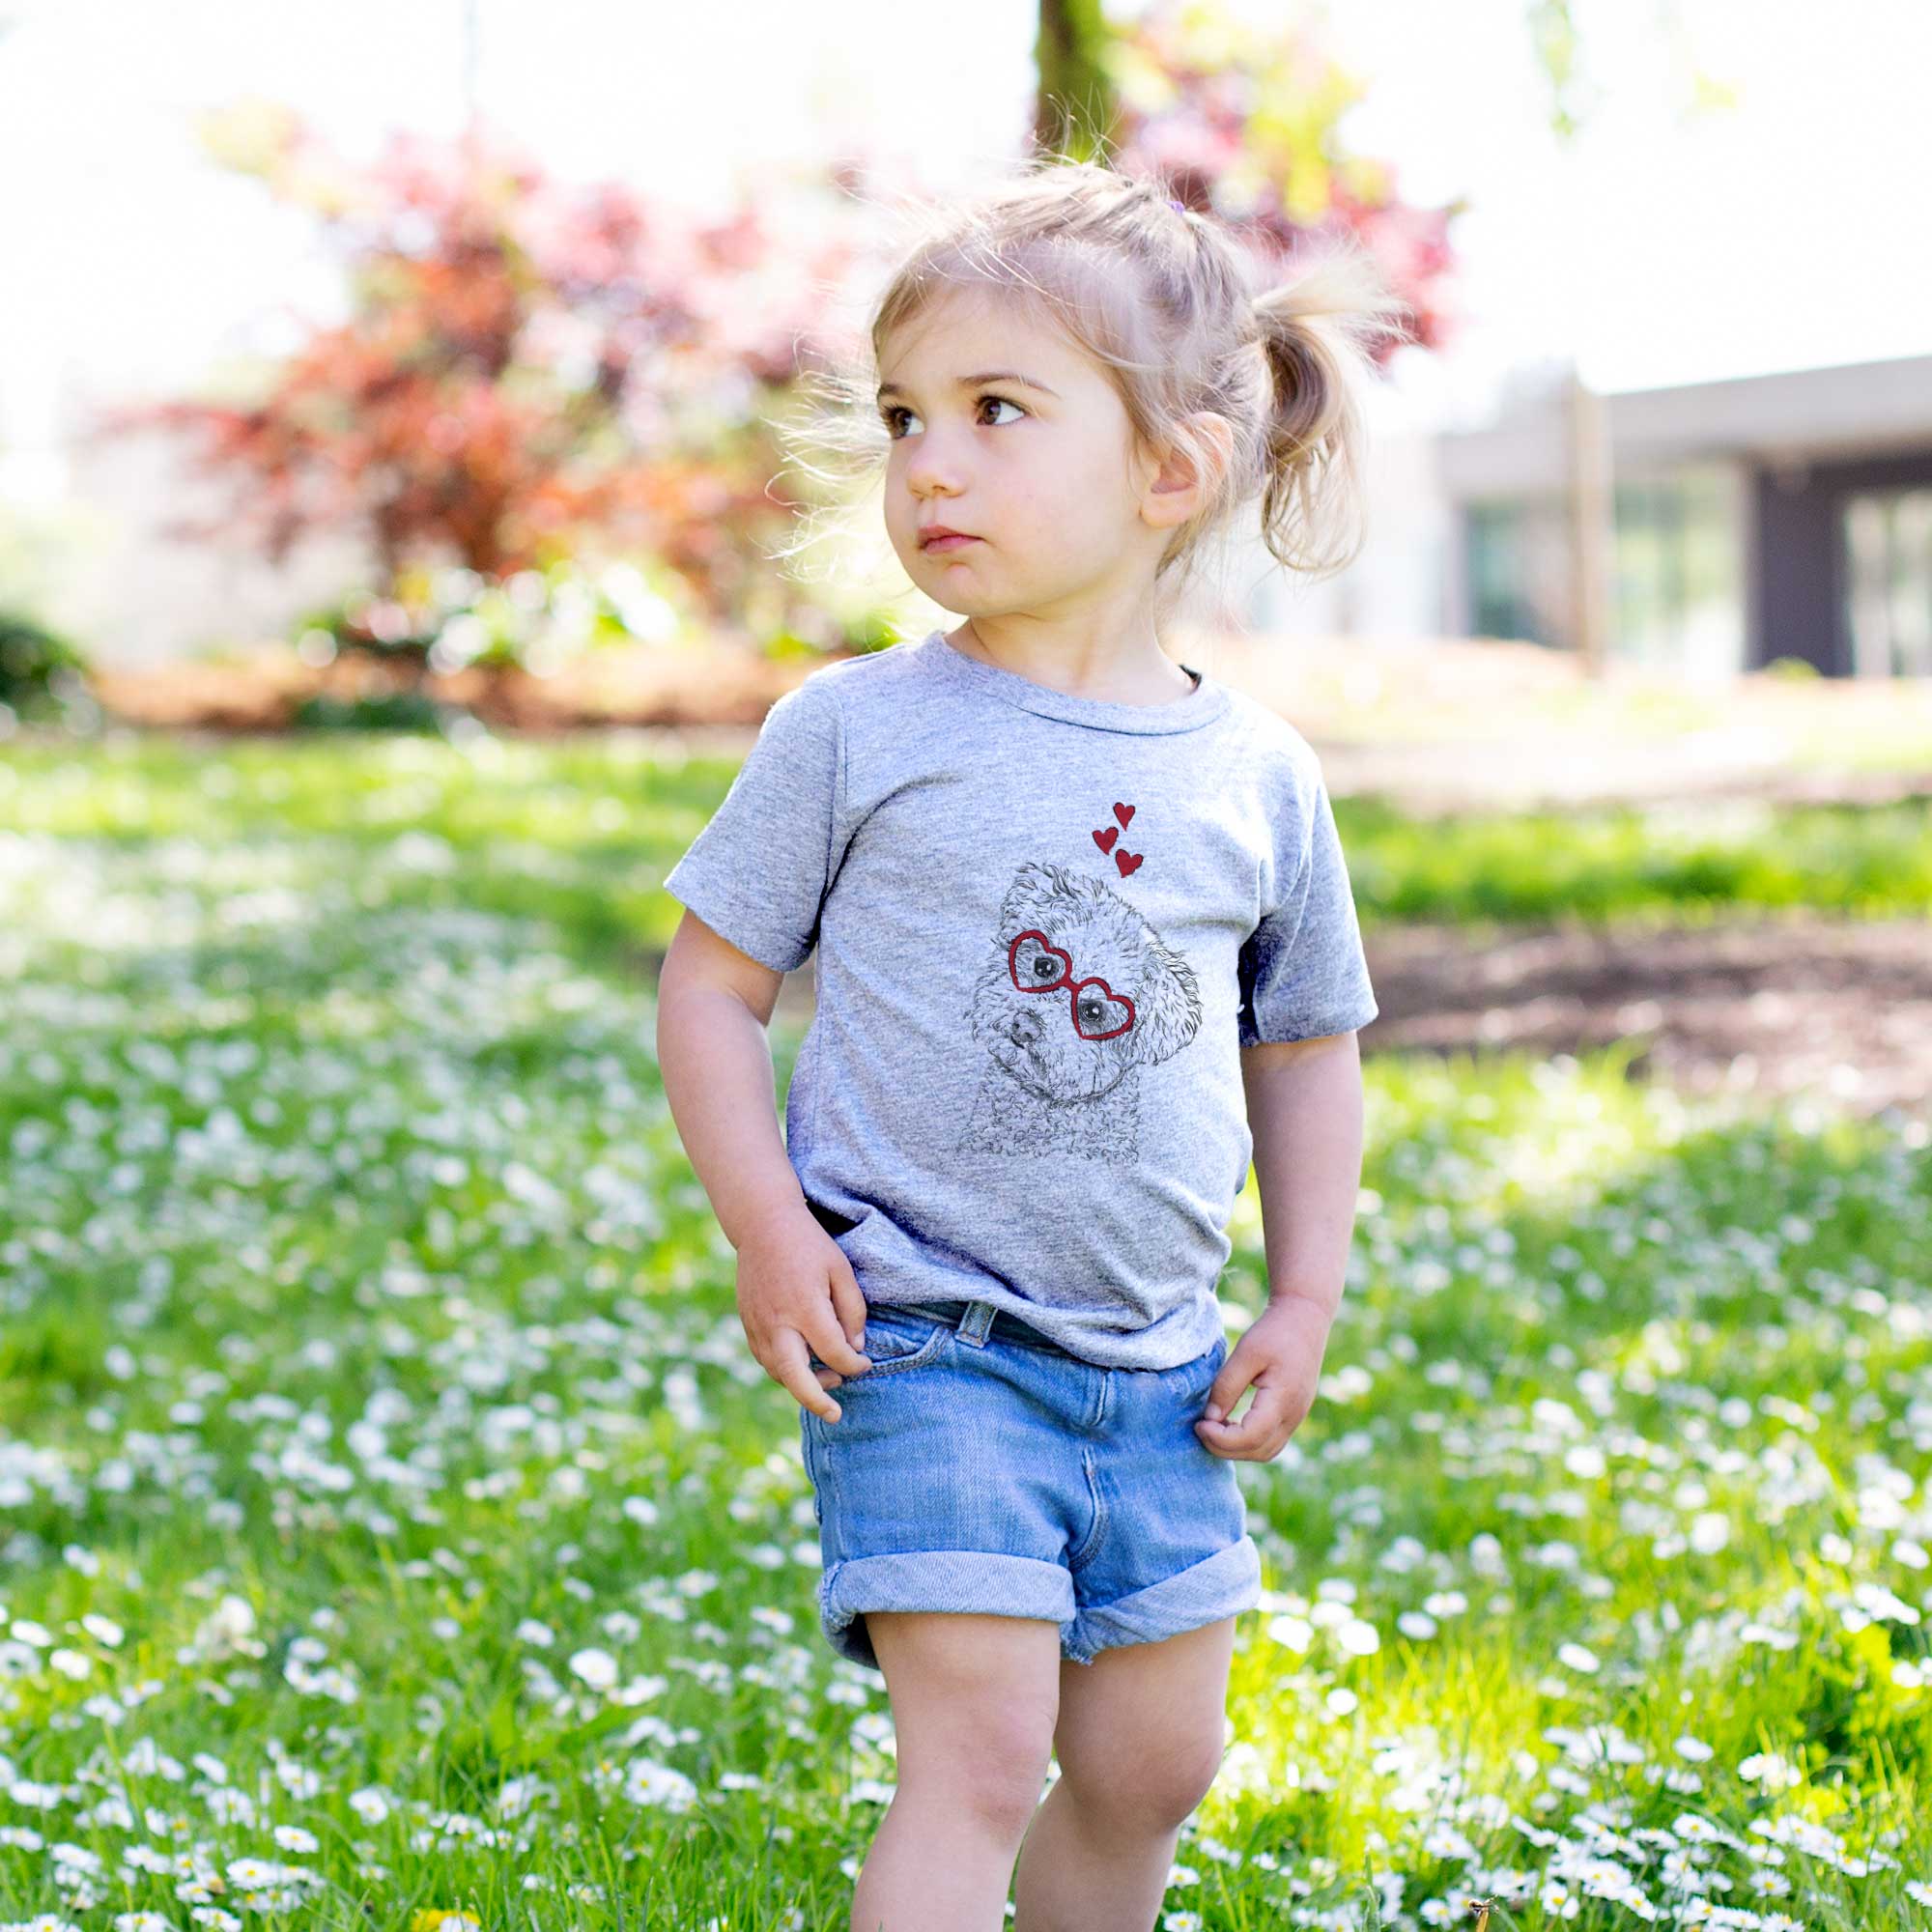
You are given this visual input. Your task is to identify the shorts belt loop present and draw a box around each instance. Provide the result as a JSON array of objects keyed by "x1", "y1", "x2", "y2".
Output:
[{"x1": 956, "y1": 1301, "x2": 996, "y2": 1348}]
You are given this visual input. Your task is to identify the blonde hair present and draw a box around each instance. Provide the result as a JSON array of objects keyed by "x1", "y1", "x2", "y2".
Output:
[{"x1": 774, "y1": 153, "x2": 1413, "y2": 623}]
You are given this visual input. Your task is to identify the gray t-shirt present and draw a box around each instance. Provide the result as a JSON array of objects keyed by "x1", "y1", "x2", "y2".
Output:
[{"x1": 663, "y1": 627, "x2": 1378, "y2": 1370}]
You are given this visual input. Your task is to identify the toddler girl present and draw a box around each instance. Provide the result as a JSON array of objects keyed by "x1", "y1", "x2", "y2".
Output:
[{"x1": 656, "y1": 156, "x2": 1404, "y2": 1932}]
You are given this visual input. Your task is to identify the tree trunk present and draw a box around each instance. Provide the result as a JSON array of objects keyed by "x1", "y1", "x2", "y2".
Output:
[{"x1": 1034, "y1": 0, "x2": 1119, "y2": 160}]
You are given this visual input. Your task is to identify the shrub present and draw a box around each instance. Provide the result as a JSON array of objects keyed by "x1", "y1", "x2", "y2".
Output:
[{"x1": 0, "y1": 610, "x2": 93, "y2": 731}]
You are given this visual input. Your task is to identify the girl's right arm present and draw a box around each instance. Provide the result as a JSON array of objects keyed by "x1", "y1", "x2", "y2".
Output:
[{"x1": 655, "y1": 907, "x2": 872, "y2": 1422}]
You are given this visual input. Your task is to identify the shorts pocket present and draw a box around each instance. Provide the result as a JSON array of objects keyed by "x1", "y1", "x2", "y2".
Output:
[{"x1": 856, "y1": 1304, "x2": 952, "y2": 1377}]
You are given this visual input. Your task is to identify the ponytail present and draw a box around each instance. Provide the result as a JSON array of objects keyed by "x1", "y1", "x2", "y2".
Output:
[{"x1": 1251, "y1": 244, "x2": 1410, "y2": 580}]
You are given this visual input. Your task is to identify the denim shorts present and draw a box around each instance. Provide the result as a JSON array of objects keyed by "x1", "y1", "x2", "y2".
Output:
[{"x1": 799, "y1": 1296, "x2": 1263, "y2": 1672}]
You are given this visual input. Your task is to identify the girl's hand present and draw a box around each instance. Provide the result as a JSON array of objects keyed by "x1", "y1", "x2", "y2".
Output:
[
  {"x1": 1194, "y1": 1295, "x2": 1334, "y2": 1461},
  {"x1": 734, "y1": 1204, "x2": 873, "y2": 1423}
]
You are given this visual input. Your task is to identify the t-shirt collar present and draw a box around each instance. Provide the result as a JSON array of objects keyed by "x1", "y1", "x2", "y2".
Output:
[{"x1": 915, "y1": 628, "x2": 1230, "y2": 735}]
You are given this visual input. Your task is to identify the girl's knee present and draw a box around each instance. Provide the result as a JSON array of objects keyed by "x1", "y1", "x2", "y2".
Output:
[
  {"x1": 906, "y1": 1747, "x2": 1052, "y2": 1843},
  {"x1": 1150, "y1": 1739, "x2": 1224, "y2": 1828},
  {"x1": 1057, "y1": 1725, "x2": 1225, "y2": 1833},
  {"x1": 870, "y1": 1611, "x2": 1061, "y2": 1834},
  {"x1": 895, "y1": 1710, "x2": 1056, "y2": 1842}
]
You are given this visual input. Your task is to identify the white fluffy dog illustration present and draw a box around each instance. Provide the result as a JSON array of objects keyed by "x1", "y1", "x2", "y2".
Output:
[{"x1": 955, "y1": 861, "x2": 1203, "y2": 1161}]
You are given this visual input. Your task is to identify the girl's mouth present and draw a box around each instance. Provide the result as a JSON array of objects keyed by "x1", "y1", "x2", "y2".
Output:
[{"x1": 922, "y1": 534, "x2": 980, "y2": 554}]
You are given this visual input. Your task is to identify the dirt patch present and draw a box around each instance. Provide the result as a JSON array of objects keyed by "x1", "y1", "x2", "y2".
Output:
[
  {"x1": 755, "y1": 911, "x2": 1932, "y2": 1125},
  {"x1": 1360, "y1": 911, "x2": 1932, "y2": 1123}
]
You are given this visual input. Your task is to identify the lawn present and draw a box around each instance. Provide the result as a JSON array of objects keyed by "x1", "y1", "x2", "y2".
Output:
[{"x1": 0, "y1": 732, "x2": 1926, "y2": 1929}]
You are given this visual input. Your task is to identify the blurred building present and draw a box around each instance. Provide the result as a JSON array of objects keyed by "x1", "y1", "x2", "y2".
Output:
[
  {"x1": 1254, "y1": 349, "x2": 1932, "y2": 683},
  {"x1": 9, "y1": 349, "x2": 1932, "y2": 676}
]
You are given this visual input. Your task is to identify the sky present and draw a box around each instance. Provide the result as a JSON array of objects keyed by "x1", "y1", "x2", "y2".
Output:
[{"x1": 1, "y1": 0, "x2": 1928, "y2": 484}]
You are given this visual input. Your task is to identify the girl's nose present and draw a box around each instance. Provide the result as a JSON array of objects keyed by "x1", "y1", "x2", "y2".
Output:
[{"x1": 902, "y1": 433, "x2": 967, "y2": 497}]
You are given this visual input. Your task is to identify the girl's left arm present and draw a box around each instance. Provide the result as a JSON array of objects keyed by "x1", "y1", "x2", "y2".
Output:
[
  {"x1": 1196, "y1": 1031, "x2": 1365, "y2": 1460},
  {"x1": 1240, "y1": 1031, "x2": 1366, "y2": 1321}
]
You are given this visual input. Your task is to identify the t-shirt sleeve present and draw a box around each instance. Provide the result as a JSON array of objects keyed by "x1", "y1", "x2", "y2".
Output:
[
  {"x1": 1236, "y1": 758, "x2": 1378, "y2": 1047},
  {"x1": 662, "y1": 677, "x2": 843, "y2": 974}
]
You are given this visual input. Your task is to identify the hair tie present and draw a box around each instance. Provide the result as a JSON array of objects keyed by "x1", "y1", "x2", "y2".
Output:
[{"x1": 1168, "y1": 198, "x2": 1186, "y2": 213}]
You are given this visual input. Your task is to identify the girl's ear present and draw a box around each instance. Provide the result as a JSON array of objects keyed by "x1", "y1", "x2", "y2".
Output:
[{"x1": 1143, "y1": 412, "x2": 1235, "y2": 526}]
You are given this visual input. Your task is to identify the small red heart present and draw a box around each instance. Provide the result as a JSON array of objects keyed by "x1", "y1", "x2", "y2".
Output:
[
  {"x1": 1113, "y1": 803, "x2": 1136, "y2": 827},
  {"x1": 1092, "y1": 826, "x2": 1119, "y2": 854},
  {"x1": 1115, "y1": 848, "x2": 1143, "y2": 877}
]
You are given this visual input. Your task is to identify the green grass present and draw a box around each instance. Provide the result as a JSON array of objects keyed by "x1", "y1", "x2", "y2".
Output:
[
  {"x1": 0, "y1": 734, "x2": 1926, "y2": 1927},
  {"x1": 2, "y1": 733, "x2": 1928, "y2": 960},
  {"x1": 1335, "y1": 793, "x2": 1932, "y2": 925}
]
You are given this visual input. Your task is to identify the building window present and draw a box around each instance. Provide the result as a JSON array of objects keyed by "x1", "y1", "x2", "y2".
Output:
[
  {"x1": 1464, "y1": 469, "x2": 1743, "y2": 675},
  {"x1": 1611, "y1": 467, "x2": 1743, "y2": 679},
  {"x1": 1465, "y1": 497, "x2": 1567, "y2": 646},
  {"x1": 1844, "y1": 487, "x2": 1932, "y2": 677}
]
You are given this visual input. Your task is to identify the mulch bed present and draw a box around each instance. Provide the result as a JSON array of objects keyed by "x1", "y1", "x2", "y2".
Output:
[
  {"x1": 86, "y1": 639, "x2": 817, "y2": 732},
  {"x1": 1361, "y1": 911, "x2": 1932, "y2": 1124},
  {"x1": 762, "y1": 911, "x2": 1930, "y2": 1128}
]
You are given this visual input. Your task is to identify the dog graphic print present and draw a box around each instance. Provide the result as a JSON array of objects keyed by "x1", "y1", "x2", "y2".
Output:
[{"x1": 955, "y1": 858, "x2": 1203, "y2": 1161}]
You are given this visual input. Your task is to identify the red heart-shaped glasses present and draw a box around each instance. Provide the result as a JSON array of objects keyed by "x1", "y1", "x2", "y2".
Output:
[{"x1": 1007, "y1": 928, "x2": 1136, "y2": 1041}]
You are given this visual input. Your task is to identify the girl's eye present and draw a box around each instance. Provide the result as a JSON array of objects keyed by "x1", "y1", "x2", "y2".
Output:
[{"x1": 880, "y1": 394, "x2": 1026, "y2": 440}]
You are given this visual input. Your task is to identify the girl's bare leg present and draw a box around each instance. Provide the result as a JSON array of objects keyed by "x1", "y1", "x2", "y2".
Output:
[
  {"x1": 854, "y1": 1609, "x2": 1064, "y2": 1932},
  {"x1": 1010, "y1": 1617, "x2": 1236, "y2": 1932}
]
